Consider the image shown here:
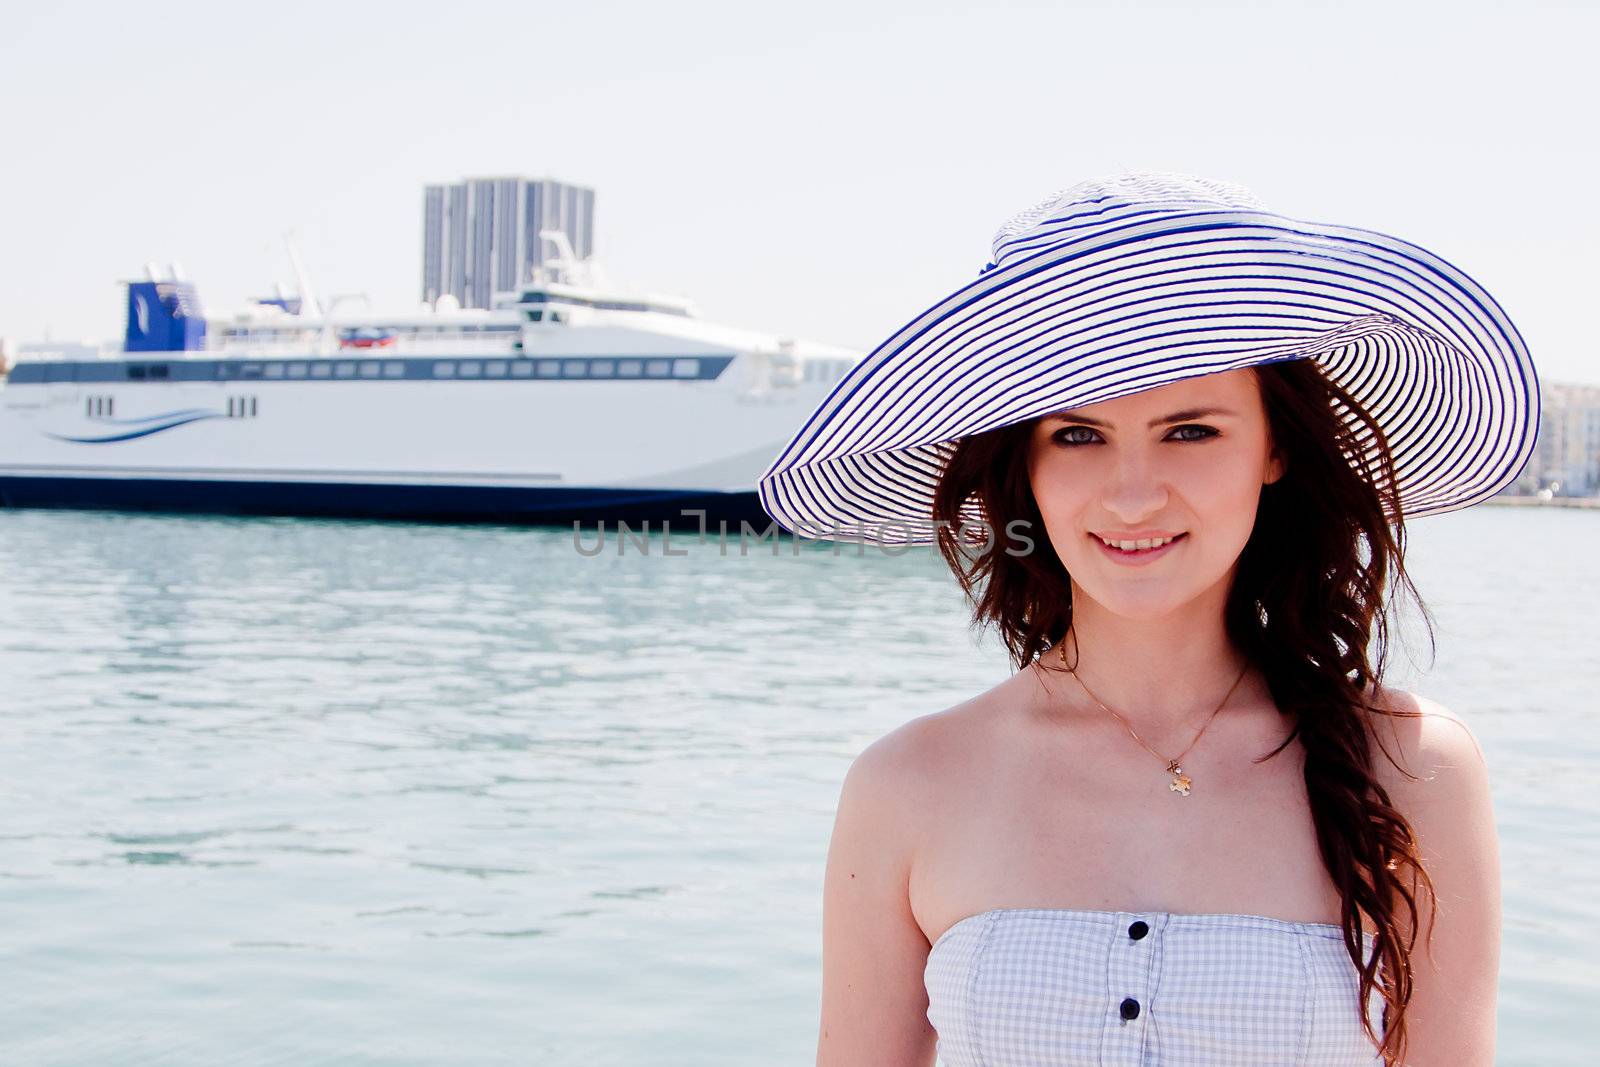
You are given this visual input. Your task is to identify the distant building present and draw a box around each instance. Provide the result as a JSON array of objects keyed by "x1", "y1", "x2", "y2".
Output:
[
  {"x1": 1502, "y1": 380, "x2": 1600, "y2": 497},
  {"x1": 422, "y1": 177, "x2": 595, "y2": 310}
]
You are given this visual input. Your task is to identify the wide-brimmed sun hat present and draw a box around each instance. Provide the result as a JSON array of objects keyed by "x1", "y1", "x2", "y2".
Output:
[{"x1": 757, "y1": 171, "x2": 1539, "y2": 545}]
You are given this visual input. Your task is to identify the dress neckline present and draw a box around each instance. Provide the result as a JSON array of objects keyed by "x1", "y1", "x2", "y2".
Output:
[{"x1": 928, "y1": 906, "x2": 1369, "y2": 955}]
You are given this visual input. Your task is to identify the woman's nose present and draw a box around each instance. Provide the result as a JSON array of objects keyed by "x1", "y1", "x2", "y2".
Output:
[{"x1": 1100, "y1": 452, "x2": 1170, "y2": 521}]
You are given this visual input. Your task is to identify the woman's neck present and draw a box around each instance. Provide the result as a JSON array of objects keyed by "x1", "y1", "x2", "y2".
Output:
[{"x1": 1047, "y1": 587, "x2": 1254, "y2": 735}]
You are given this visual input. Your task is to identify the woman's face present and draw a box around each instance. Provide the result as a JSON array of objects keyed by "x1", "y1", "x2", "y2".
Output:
[{"x1": 1025, "y1": 368, "x2": 1285, "y2": 621}]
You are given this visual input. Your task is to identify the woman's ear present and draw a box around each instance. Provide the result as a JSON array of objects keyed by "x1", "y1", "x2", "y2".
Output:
[{"x1": 1264, "y1": 447, "x2": 1287, "y2": 486}]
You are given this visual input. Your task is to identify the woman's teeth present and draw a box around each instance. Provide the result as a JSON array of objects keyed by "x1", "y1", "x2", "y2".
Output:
[{"x1": 1098, "y1": 534, "x2": 1181, "y2": 551}]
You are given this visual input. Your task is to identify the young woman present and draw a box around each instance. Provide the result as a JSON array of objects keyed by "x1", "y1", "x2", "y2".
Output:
[{"x1": 758, "y1": 173, "x2": 1538, "y2": 1066}]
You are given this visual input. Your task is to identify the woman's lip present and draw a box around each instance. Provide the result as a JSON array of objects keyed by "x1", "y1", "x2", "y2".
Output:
[{"x1": 1090, "y1": 531, "x2": 1188, "y2": 565}]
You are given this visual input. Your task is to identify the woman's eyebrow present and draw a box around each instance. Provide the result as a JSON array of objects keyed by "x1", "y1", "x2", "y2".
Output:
[{"x1": 1045, "y1": 406, "x2": 1238, "y2": 428}]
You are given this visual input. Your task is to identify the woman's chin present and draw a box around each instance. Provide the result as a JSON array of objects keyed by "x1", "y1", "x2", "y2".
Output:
[{"x1": 1068, "y1": 581, "x2": 1200, "y2": 624}]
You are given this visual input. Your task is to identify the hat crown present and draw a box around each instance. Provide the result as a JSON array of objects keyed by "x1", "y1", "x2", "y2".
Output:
[{"x1": 990, "y1": 170, "x2": 1268, "y2": 269}]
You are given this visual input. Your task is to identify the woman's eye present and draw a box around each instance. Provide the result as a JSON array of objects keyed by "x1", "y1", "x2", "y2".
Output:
[
  {"x1": 1053, "y1": 426, "x2": 1101, "y2": 446},
  {"x1": 1051, "y1": 424, "x2": 1218, "y2": 447}
]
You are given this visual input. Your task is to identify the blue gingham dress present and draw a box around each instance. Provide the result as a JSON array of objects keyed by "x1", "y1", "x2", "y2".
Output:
[{"x1": 924, "y1": 908, "x2": 1385, "y2": 1066}]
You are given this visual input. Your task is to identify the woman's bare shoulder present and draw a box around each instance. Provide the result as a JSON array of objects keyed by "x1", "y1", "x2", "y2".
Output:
[
  {"x1": 1361, "y1": 685, "x2": 1497, "y2": 886},
  {"x1": 849, "y1": 691, "x2": 1000, "y2": 791},
  {"x1": 839, "y1": 685, "x2": 1010, "y2": 834},
  {"x1": 1363, "y1": 683, "x2": 1490, "y2": 793},
  {"x1": 1360, "y1": 684, "x2": 1501, "y2": 1043}
]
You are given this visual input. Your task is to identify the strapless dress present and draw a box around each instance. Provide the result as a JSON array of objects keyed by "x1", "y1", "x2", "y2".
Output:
[{"x1": 924, "y1": 906, "x2": 1385, "y2": 1066}]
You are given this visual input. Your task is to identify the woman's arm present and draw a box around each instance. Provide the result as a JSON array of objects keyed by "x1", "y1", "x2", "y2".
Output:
[
  {"x1": 1381, "y1": 693, "x2": 1503, "y2": 1066},
  {"x1": 816, "y1": 727, "x2": 939, "y2": 1067}
]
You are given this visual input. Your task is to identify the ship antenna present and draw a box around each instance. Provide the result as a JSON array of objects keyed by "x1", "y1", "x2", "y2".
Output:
[
  {"x1": 283, "y1": 231, "x2": 324, "y2": 318},
  {"x1": 537, "y1": 229, "x2": 593, "y2": 288}
]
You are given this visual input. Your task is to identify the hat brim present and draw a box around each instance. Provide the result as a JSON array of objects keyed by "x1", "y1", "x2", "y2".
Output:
[{"x1": 758, "y1": 209, "x2": 1539, "y2": 544}]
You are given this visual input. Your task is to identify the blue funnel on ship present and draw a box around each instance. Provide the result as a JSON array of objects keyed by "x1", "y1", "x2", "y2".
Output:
[{"x1": 125, "y1": 280, "x2": 207, "y2": 352}]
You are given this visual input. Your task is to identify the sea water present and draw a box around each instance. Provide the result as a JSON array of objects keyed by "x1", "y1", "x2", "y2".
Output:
[{"x1": 1, "y1": 504, "x2": 1594, "y2": 1065}]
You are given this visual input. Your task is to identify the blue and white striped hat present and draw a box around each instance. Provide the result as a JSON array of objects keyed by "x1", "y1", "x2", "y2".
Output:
[{"x1": 758, "y1": 171, "x2": 1539, "y2": 545}]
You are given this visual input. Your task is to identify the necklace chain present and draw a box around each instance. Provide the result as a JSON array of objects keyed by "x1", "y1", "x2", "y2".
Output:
[{"x1": 1056, "y1": 641, "x2": 1250, "y2": 796}]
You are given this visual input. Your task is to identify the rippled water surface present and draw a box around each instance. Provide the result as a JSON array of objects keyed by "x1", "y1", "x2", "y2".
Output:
[{"x1": 1, "y1": 505, "x2": 1595, "y2": 1065}]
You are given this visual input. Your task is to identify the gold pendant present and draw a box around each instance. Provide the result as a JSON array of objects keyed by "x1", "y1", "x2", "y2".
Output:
[{"x1": 1167, "y1": 760, "x2": 1192, "y2": 796}]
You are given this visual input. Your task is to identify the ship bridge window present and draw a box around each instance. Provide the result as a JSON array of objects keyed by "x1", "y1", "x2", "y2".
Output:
[
  {"x1": 672, "y1": 359, "x2": 698, "y2": 378},
  {"x1": 510, "y1": 361, "x2": 533, "y2": 377},
  {"x1": 646, "y1": 359, "x2": 671, "y2": 378},
  {"x1": 360, "y1": 362, "x2": 381, "y2": 378},
  {"x1": 335, "y1": 362, "x2": 357, "y2": 378},
  {"x1": 486, "y1": 361, "x2": 508, "y2": 377},
  {"x1": 459, "y1": 361, "x2": 482, "y2": 378},
  {"x1": 433, "y1": 361, "x2": 456, "y2": 378},
  {"x1": 592, "y1": 360, "x2": 614, "y2": 377},
  {"x1": 311, "y1": 363, "x2": 331, "y2": 378},
  {"x1": 265, "y1": 363, "x2": 284, "y2": 379},
  {"x1": 537, "y1": 360, "x2": 560, "y2": 377},
  {"x1": 123, "y1": 363, "x2": 172, "y2": 381},
  {"x1": 526, "y1": 310, "x2": 543, "y2": 322},
  {"x1": 618, "y1": 360, "x2": 642, "y2": 377},
  {"x1": 287, "y1": 363, "x2": 308, "y2": 378},
  {"x1": 516, "y1": 290, "x2": 689, "y2": 317},
  {"x1": 383, "y1": 361, "x2": 405, "y2": 378},
  {"x1": 562, "y1": 360, "x2": 586, "y2": 377}
]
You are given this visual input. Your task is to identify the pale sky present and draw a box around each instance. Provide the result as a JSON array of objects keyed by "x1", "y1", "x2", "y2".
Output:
[{"x1": 4, "y1": 0, "x2": 1596, "y2": 384}]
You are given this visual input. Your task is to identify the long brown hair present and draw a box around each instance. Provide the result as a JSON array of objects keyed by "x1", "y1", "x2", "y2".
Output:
[{"x1": 930, "y1": 358, "x2": 1437, "y2": 1065}]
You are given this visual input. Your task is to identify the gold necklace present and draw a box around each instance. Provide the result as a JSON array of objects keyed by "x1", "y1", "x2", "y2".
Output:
[{"x1": 1057, "y1": 642, "x2": 1250, "y2": 796}]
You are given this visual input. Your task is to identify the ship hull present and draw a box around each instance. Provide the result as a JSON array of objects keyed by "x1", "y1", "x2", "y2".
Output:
[{"x1": 0, "y1": 474, "x2": 775, "y2": 528}]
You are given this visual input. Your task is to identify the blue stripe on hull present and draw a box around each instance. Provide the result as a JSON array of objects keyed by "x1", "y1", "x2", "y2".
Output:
[{"x1": 0, "y1": 476, "x2": 785, "y2": 530}]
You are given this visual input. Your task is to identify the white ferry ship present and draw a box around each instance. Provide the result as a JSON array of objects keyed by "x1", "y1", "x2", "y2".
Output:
[{"x1": 0, "y1": 237, "x2": 862, "y2": 527}]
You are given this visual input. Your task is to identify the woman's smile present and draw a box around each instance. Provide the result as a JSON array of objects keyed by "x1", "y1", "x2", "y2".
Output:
[{"x1": 1090, "y1": 530, "x2": 1189, "y2": 565}]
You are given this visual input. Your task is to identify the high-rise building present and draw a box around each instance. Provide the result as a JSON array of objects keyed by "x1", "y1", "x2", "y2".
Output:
[{"x1": 422, "y1": 176, "x2": 595, "y2": 309}]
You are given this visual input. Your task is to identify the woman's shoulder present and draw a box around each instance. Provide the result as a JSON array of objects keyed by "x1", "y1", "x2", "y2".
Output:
[
  {"x1": 838, "y1": 682, "x2": 1013, "y2": 830},
  {"x1": 1361, "y1": 683, "x2": 1494, "y2": 830},
  {"x1": 848, "y1": 689, "x2": 1002, "y2": 790},
  {"x1": 1363, "y1": 683, "x2": 1488, "y2": 781},
  {"x1": 1358, "y1": 684, "x2": 1501, "y2": 978}
]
